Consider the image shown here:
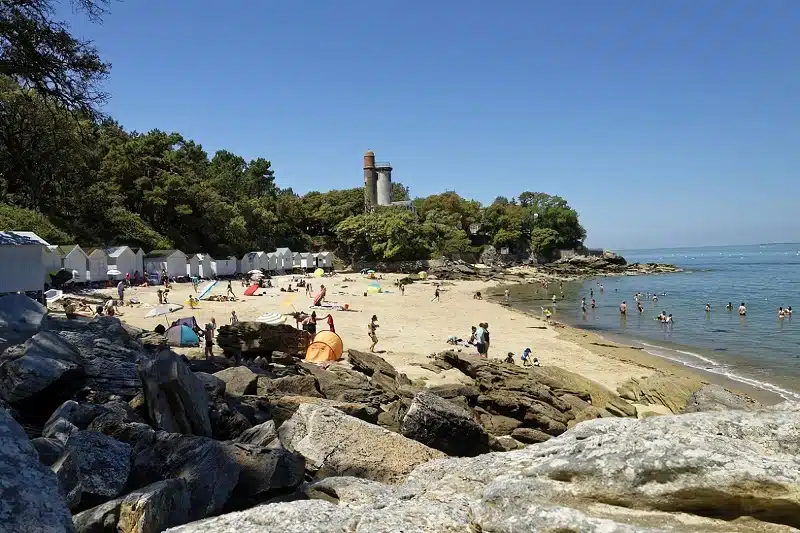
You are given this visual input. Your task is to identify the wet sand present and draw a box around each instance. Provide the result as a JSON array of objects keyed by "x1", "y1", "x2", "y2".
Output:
[{"x1": 93, "y1": 272, "x2": 781, "y2": 409}]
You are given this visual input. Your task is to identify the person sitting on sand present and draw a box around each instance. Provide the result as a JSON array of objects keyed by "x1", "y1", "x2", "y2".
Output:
[
  {"x1": 726, "y1": 302, "x2": 733, "y2": 311},
  {"x1": 368, "y1": 315, "x2": 379, "y2": 352},
  {"x1": 738, "y1": 302, "x2": 747, "y2": 316},
  {"x1": 468, "y1": 326, "x2": 477, "y2": 345},
  {"x1": 188, "y1": 295, "x2": 199, "y2": 309},
  {"x1": 473, "y1": 291, "x2": 482, "y2": 300},
  {"x1": 505, "y1": 352, "x2": 514, "y2": 364},
  {"x1": 619, "y1": 301, "x2": 627, "y2": 315},
  {"x1": 532, "y1": 357, "x2": 541, "y2": 367}
]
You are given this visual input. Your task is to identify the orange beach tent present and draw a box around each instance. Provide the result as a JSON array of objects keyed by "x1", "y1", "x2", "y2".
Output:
[{"x1": 305, "y1": 330, "x2": 344, "y2": 362}]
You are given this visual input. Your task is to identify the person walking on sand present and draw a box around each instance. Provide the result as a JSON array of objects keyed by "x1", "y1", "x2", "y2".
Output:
[
  {"x1": 619, "y1": 301, "x2": 627, "y2": 315},
  {"x1": 368, "y1": 315, "x2": 379, "y2": 352},
  {"x1": 432, "y1": 286, "x2": 440, "y2": 302},
  {"x1": 230, "y1": 310, "x2": 239, "y2": 325},
  {"x1": 226, "y1": 280, "x2": 235, "y2": 298},
  {"x1": 203, "y1": 323, "x2": 214, "y2": 360}
]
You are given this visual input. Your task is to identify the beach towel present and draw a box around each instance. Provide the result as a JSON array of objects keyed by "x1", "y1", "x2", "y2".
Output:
[{"x1": 244, "y1": 283, "x2": 259, "y2": 296}]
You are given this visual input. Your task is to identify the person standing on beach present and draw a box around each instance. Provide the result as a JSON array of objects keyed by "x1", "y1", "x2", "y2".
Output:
[
  {"x1": 326, "y1": 313, "x2": 335, "y2": 333},
  {"x1": 230, "y1": 310, "x2": 239, "y2": 325},
  {"x1": 227, "y1": 280, "x2": 235, "y2": 298},
  {"x1": 619, "y1": 301, "x2": 627, "y2": 315},
  {"x1": 432, "y1": 286, "x2": 440, "y2": 302},
  {"x1": 474, "y1": 323, "x2": 487, "y2": 356},
  {"x1": 505, "y1": 289, "x2": 510, "y2": 301},
  {"x1": 368, "y1": 315, "x2": 379, "y2": 352},
  {"x1": 484, "y1": 323, "x2": 491, "y2": 357},
  {"x1": 599, "y1": 284, "x2": 604, "y2": 294},
  {"x1": 400, "y1": 283, "x2": 405, "y2": 296},
  {"x1": 117, "y1": 280, "x2": 125, "y2": 304},
  {"x1": 738, "y1": 302, "x2": 747, "y2": 316},
  {"x1": 581, "y1": 297, "x2": 587, "y2": 314},
  {"x1": 203, "y1": 323, "x2": 214, "y2": 360}
]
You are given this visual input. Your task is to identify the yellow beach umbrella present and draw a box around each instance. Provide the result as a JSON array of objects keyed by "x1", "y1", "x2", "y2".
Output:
[{"x1": 314, "y1": 268, "x2": 324, "y2": 278}]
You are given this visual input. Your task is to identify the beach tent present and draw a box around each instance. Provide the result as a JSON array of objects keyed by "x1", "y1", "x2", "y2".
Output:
[
  {"x1": 244, "y1": 283, "x2": 260, "y2": 296},
  {"x1": 164, "y1": 324, "x2": 200, "y2": 347},
  {"x1": 0, "y1": 232, "x2": 46, "y2": 294},
  {"x1": 144, "y1": 250, "x2": 187, "y2": 278},
  {"x1": 86, "y1": 248, "x2": 109, "y2": 282},
  {"x1": 56, "y1": 245, "x2": 90, "y2": 283},
  {"x1": 173, "y1": 316, "x2": 200, "y2": 331},
  {"x1": 305, "y1": 331, "x2": 344, "y2": 362},
  {"x1": 105, "y1": 246, "x2": 137, "y2": 278},
  {"x1": 187, "y1": 253, "x2": 212, "y2": 278},
  {"x1": 198, "y1": 280, "x2": 218, "y2": 300},
  {"x1": 418, "y1": 271, "x2": 428, "y2": 280}
]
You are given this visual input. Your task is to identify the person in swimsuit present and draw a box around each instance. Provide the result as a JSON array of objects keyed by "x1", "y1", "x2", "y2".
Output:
[
  {"x1": 326, "y1": 313, "x2": 335, "y2": 333},
  {"x1": 619, "y1": 301, "x2": 627, "y2": 315},
  {"x1": 432, "y1": 287, "x2": 440, "y2": 302},
  {"x1": 368, "y1": 315, "x2": 379, "y2": 352},
  {"x1": 591, "y1": 298, "x2": 596, "y2": 309},
  {"x1": 705, "y1": 303, "x2": 711, "y2": 312},
  {"x1": 204, "y1": 323, "x2": 214, "y2": 360},
  {"x1": 227, "y1": 280, "x2": 235, "y2": 298},
  {"x1": 738, "y1": 302, "x2": 747, "y2": 316}
]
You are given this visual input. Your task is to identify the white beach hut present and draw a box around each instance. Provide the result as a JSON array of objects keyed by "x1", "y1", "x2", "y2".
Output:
[
  {"x1": 131, "y1": 248, "x2": 146, "y2": 274},
  {"x1": 12, "y1": 232, "x2": 61, "y2": 279},
  {"x1": 274, "y1": 247, "x2": 293, "y2": 272},
  {"x1": 265, "y1": 252, "x2": 278, "y2": 273},
  {"x1": 314, "y1": 251, "x2": 334, "y2": 269},
  {"x1": 86, "y1": 248, "x2": 109, "y2": 282},
  {"x1": 105, "y1": 246, "x2": 137, "y2": 278},
  {"x1": 187, "y1": 253, "x2": 212, "y2": 278},
  {"x1": 55, "y1": 245, "x2": 90, "y2": 283},
  {"x1": 144, "y1": 249, "x2": 188, "y2": 278},
  {"x1": 0, "y1": 232, "x2": 46, "y2": 294},
  {"x1": 211, "y1": 256, "x2": 237, "y2": 277},
  {"x1": 297, "y1": 252, "x2": 314, "y2": 269}
]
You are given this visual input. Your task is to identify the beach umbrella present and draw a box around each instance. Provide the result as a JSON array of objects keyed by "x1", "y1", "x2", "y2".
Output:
[
  {"x1": 314, "y1": 268, "x2": 324, "y2": 278},
  {"x1": 107, "y1": 269, "x2": 122, "y2": 277},
  {"x1": 248, "y1": 269, "x2": 263, "y2": 275},
  {"x1": 367, "y1": 285, "x2": 382, "y2": 294},
  {"x1": 367, "y1": 270, "x2": 376, "y2": 274},
  {"x1": 145, "y1": 303, "x2": 183, "y2": 318},
  {"x1": 256, "y1": 312, "x2": 286, "y2": 325},
  {"x1": 44, "y1": 289, "x2": 63, "y2": 303},
  {"x1": 418, "y1": 271, "x2": 427, "y2": 280}
]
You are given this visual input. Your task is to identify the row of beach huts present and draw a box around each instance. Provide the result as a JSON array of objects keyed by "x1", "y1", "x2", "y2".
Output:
[{"x1": 0, "y1": 231, "x2": 334, "y2": 295}]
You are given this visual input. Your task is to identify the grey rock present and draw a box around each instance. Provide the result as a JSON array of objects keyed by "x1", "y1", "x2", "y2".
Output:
[
  {"x1": 167, "y1": 403, "x2": 800, "y2": 533},
  {"x1": 0, "y1": 293, "x2": 47, "y2": 353},
  {"x1": 138, "y1": 349, "x2": 212, "y2": 437},
  {"x1": 213, "y1": 366, "x2": 258, "y2": 396},
  {"x1": 475, "y1": 409, "x2": 521, "y2": 436},
  {"x1": 52, "y1": 431, "x2": 132, "y2": 511},
  {"x1": 235, "y1": 420, "x2": 278, "y2": 447},
  {"x1": 511, "y1": 427, "x2": 552, "y2": 444},
  {"x1": 32, "y1": 436, "x2": 66, "y2": 466},
  {"x1": 685, "y1": 384, "x2": 763, "y2": 413},
  {"x1": 208, "y1": 397, "x2": 252, "y2": 441},
  {"x1": 270, "y1": 395, "x2": 379, "y2": 426},
  {"x1": 195, "y1": 372, "x2": 226, "y2": 397},
  {"x1": 0, "y1": 407, "x2": 74, "y2": 533},
  {"x1": 257, "y1": 374, "x2": 322, "y2": 398},
  {"x1": 278, "y1": 403, "x2": 445, "y2": 483},
  {"x1": 491, "y1": 435, "x2": 523, "y2": 451},
  {"x1": 0, "y1": 332, "x2": 83, "y2": 404},
  {"x1": 73, "y1": 478, "x2": 191, "y2": 533},
  {"x1": 86, "y1": 418, "x2": 156, "y2": 455},
  {"x1": 400, "y1": 391, "x2": 490, "y2": 456},
  {"x1": 132, "y1": 432, "x2": 239, "y2": 521},
  {"x1": 224, "y1": 442, "x2": 305, "y2": 509},
  {"x1": 298, "y1": 362, "x2": 395, "y2": 407}
]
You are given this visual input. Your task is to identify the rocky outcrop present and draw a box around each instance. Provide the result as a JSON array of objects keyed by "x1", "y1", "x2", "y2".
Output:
[
  {"x1": 235, "y1": 420, "x2": 278, "y2": 447},
  {"x1": 0, "y1": 407, "x2": 75, "y2": 533},
  {"x1": 53, "y1": 430, "x2": 132, "y2": 511},
  {"x1": 277, "y1": 404, "x2": 445, "y2": 483},
  {"x1": 270, "y1": 394, "x2": 379, "y2": 426},
  {"x1": 0, "y1": 293, "x2": 48, "y2": 353},
  {"x1": 216, "y1": 322, "x2": 312, "y2": 360},
  {"x1": 685, "y1": 383, "x2": 763, "y2": 413},
  {"x1": 213, "y1": 366, "x2": 258, "y2": 396},
  {"x1": 138, "y1": 349, "x2": 212, "y2": 437},
  {"x1": 257, "y1": 374, "x2": 322, "y2": 398},
  {"x1": 400, "y1": 391, "x2": 489, "y2": 456},
  {"x1": 167, "y1": 403, "x2": 800, "y2": 533},
  {"x1": 297, "y1": 362, "x2": 395, "y2": 407},
  {"x1": 617, "y1": 371, "x2": 704, "y2": 413},
  {"x1": 224, "y1": 443, "x2": 305, "y2": 510}
]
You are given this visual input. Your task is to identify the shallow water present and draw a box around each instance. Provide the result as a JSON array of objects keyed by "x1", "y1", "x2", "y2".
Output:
[{"x1": 500, "y1": 243, "x2": 800, "y2": 400}]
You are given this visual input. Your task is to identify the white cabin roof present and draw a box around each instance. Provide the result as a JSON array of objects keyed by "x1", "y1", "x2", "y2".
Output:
[
  {"x1": 6, "y1": 231, "x2": 50, "y2": 245},
  {"x1": 0, "y1": 232, "x2": 42, "y2": 246}
]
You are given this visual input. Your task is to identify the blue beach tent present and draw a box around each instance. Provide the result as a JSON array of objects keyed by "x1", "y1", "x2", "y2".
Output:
[{"x1": 164, "y1": 324, "x2": 200, "y2": 347}]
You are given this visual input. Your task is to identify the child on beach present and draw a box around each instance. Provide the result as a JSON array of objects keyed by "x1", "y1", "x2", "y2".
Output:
[
  {"x1": 230, "y1": 310, "x2": 239, "y2": 325},
  {"x1": 521, "y1": 347, "x2": 533, "y2": 367},
  {"x1": 432, "y1": 287, "x2": 440, "y2": 302}
]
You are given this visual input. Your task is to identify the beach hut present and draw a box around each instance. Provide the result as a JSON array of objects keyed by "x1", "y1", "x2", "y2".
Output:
[
  {"x1": 314, "y1": 251, "x2": 334, "y2": 270},
  {"x1": 132, "y1": 248, "x2": 146, "y2": 274},
  {"x1": 0, "y1": 232, "x2": 46, "y2": 295},
  {"x1": 12, "y1": 232, "x2": 61, "y2": 280},
  {"x1": 105, "y1": 246, "x2": 137, "y2": 278},
  {"x1": 265, "y1": 252, "x2": 278, "y2": 273},
  {"x1": 144, "y1": 249, "x2": 188, "y2": 278},
  {"x1": 187, "y1": 253, "x2": 212, "y2": 278},
  {"x1": 86, "y1": 248, "x2": 109, "y2": 282},
  {"x1": 211, "y1": 256, "x2": 237, "y2": 277},
  {"x1": 292, "y1": 252, "x2": 302, "y2": 269},
  {"x1": 274, "y1": 247, "x2": 293, "y2": 272},
  {"x1": 56, "y1": 245, "x2": 90, "y2": 283},
  {"x1": 297, "y1": 252, "x2": 314, "y2": 269}
]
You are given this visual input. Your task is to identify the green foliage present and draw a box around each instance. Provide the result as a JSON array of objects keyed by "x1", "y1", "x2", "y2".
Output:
[{"x1": 0, "y1": 204, "x2": 72, "y2": 243}]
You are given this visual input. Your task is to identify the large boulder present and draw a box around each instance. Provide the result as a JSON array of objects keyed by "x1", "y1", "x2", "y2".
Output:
[
  {"x1": 0, "y1": 332, "x2": 84, "y2": 409},
  {"x1": 616, "y1": 371, "x2": 705, "y2": 413},
  {"x1": 138, "y1": 349, "x2": 212, "y2": 437},
  {"x1": 224, "y1": 443, "x2": 305, "y2": 510},
  {"x1": 167, "y1": 403, "x2": 800, "y2": 533},
  {"x1": 213, "y1": 366, "x2": 259, "y2": 396},
  {"x1": 73, "y1": 478, "x2": 191, "y2": 533},
  {"x1": 0, "y1": 293, "x2": 47, "y2": 353},
  {"x1": 277, "y1": 404, "x2": 445, "y2": 483},
  {"x1": 235, "y1": 420, "x2": 278, "y2": 447},
  {"x1": 216, "y1": 322, "x2": 312, "y2": 360},
  {"x1": 298, "y1": 362, "x2": 395, "y2": 407},
  {"x1": 257, "y1": 375, "x2": 322, "y2": 398},
  {"x1": 685, "y1": 384, "x2": 763, "y2": 413},
  {"x1": 0, "y1": 407, "x2": 74, "y2": 532},
  {"x1": 208, "y1": 396, "x2": 252, "y2": 441},
  {"x1": 52, "y1": 430, "x2": 132, "y2": 511},
  {"x1": 131, "y1": 432, "x2": 239, "y2": 521},
  {"x1": 270, "y1": 395, "x2": 379, "y2": 426},
  {"x1": 400, "y1": 391, "x2": 489, "y2": 456}
]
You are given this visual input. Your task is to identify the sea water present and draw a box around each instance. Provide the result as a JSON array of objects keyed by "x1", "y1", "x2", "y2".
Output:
[{"x1": 501, "y1": 243, "x2": 800, "y2": 400}]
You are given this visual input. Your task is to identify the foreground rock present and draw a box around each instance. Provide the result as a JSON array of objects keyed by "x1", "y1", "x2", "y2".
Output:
[
  {"x1": 169, "y1": 403, "x2": 800, "y2": 533},
  {"x1": 0, "y1": 407, "x2": 74, "y2": 533},
  {"x1": 138, "y1": 350, "x2": 212, "y2": 437},
  {"x1": 0, "y1": 293, "x2": 48, "y2": 352},
  {"x1": 277, "y1": 404, "x2": 445, "y2": 483},
  {"x1": 617, "y1": 371, "x2": 705, "y2": 413},
  {"x1": 685, "y1": 383, "x2": 763, "y2": 413},
  {"x1": 400, "y1": 391, "x2": 489, "y2": 456}
]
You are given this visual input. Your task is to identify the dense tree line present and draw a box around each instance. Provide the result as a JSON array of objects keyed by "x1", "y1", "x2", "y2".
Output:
[{"x1": 0, "y1": 0, "x2": 587, "y2": 263}]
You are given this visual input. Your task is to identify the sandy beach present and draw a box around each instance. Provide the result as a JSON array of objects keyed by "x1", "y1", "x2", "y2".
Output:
[{"x1": 92, "y1": 272, "x2": 781, "y2": 411}]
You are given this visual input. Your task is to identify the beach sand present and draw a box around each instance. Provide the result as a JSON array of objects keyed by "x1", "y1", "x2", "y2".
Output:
[{"x1": 94, "y1": 272, "x2": 781, "y2": 410}]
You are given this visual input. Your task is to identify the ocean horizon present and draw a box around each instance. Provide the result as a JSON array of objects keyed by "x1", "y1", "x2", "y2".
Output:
[{"x1": 501, "y1": 243, "x2": 800, "y2": 401}]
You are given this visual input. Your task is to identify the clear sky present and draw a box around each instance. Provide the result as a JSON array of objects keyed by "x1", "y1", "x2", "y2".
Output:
[{"x1": 62, "y1": 0, "x2": 799, "y2": 249}]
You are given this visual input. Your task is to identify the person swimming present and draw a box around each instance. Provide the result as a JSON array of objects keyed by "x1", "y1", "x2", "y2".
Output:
[
  {"x1": 778, "y1": 307, "x2": 785, "y2": 319},
  {"x1": 726, "y1": 302, "x2": 733, "y2": 311},
  {"x1": 787, "y1": 306, "x2": 793, "y2": 316},
  {"x1": 705, "y1": 303, "x2": 711, "y2": 312},
  {"x1": 637, "y1": 301, "x2": 644, "y2": 313}
]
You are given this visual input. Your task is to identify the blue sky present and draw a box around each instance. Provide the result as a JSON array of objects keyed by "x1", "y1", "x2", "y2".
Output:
[{"x1": 62, "y1": 1, "x2": 799, "y2": 249}]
